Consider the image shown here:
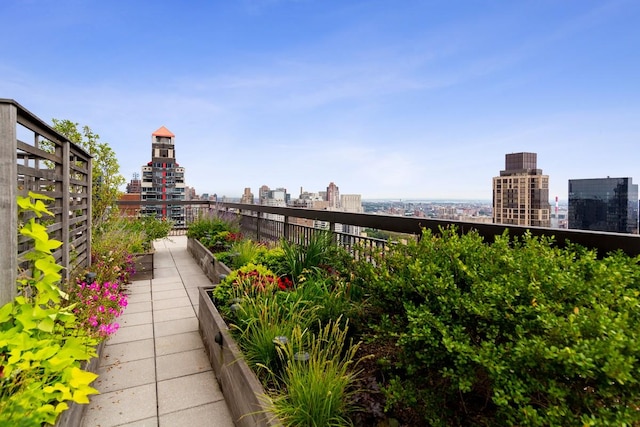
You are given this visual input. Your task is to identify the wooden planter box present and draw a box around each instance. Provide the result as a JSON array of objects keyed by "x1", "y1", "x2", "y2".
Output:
[
  {"x1": 189, "y1": 239, "x2": 280, "y2": 426},
  {"x1": 53, "y1": 340, "x2": 106, "y2": 427},
  {"x1": 130, "y1": 252, "x2": 154, "y2": 281},
  {"x1": 198, "y1": 286, "x2": 281, "y2": 427},
  {"x1": 187, "y1": 237, "x2": 231, "y2": 284}
]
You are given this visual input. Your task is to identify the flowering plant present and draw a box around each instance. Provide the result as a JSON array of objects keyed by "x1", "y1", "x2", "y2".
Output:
[
  {"x1": 90, "y1": 251, "x2": 136, "y2": 284},
  {"x1": 225, "y1": 232, "x2": 243, "y2": 243},
  {"x1": 72, "y1": 279, "x2": 128, "y2": 338},
  {"x1": 277, "y1": 275, "x2": 294, "y2": 291}
]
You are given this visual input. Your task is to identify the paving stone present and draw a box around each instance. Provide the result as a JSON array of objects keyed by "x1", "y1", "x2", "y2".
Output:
[
  {"x1": 153, "y1": 306, "x2": 195, "y2": 323},
  {"x1": 101, "y1": 339, "x2": 155, "y2": 366},
  {"x1": 81, "y1": 383, "x2": 157, "y2": 427},
  {"x1": 152, "y1": 289, "x2": 188, "y2": 301},
  {"x1": 119, "y1": 311, "x2": 153, "y2": 327},
  {"x1": 123, "y1": 301, "x2": 152, "y2": 315},
  {"x1": 156, "y1": 348, "x2": 211, "y2": 381},
  {"x1": 153, "y1": 296, "x2": 191, "y2": 311},
  {"x1": 94, "y1": 357, "x2": 156, "y2": 393},
  {"x1": 157, "y1": 371, "x2": 224, "y2": 415},
  {"x1": 155, "y1": 331, "x2": 203, "y2": 356},
  {"x1": 107, "y1": 323, "x2": 154, "y2": 345},
  {"x1": 154, "y1": 267, "x2": 180, "y2": 278},
  {"x1": 159, "y1": 401, "x2": 234, "y2": 427},
  {"x1": 154, "y1": 317, "x2": 199, "y2": 337}
]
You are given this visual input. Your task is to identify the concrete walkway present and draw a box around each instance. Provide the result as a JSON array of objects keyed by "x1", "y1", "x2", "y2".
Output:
[{"x1": 81, "y1": 236, "x2": 234, "y2": 427}]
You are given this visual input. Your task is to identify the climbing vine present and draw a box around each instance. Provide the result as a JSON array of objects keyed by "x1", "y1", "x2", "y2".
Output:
[{"x1": 0, "y1": 192, "x2": 99, "y2": 426}]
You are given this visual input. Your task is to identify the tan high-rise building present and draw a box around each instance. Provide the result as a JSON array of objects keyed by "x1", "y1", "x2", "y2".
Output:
[
  {"x1": 493, "y1": 152, "x2": 550, "y2": 227},
  {"x1": 326, "y1": 182, "x2": 340, "y2": 208},
  {"x1": 240, "y1": 187, "x2": 254, "y2": 204}
]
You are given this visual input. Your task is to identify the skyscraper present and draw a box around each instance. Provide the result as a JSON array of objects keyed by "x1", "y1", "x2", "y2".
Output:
[
  {"x1": 493, "y1": 152, "x2": 550, "y2": 227},
  {"x1": 240, "y1": 187, "x2": 254, "y2": 204},
  {"x1": 258, "y1": 185, "x2": 270, "y2": 205},
  {"x1": 326, "y1": 182, "x2": 340, "y2": 209},
  {"x1": 140, "y1": 126, "x2": 186, "y2": 226},
  {"x1": 568, "y1": 177, "x2": 639, "y2": 234}
]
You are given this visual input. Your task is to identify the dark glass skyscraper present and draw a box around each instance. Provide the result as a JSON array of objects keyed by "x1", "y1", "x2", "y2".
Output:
[{"x1": 568, "y1": 177, "x2": 638, "y2": 234}]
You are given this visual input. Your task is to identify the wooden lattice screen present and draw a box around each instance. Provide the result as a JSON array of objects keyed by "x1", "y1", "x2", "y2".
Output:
[{"x1": 0, "y1": 99, "x2": 92, "y2": 305}]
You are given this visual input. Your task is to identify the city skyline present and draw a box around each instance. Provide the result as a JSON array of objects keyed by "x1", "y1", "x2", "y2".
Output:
[{"x1": 2, "y1": 1, "x2": 639, "y2": 201}]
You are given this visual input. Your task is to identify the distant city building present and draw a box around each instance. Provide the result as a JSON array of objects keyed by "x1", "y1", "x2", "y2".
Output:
[
  {"x1": 118, "y1": 193, "x2": 140, "y2": 217},
  {"x1": 126, "y1": 173, "x2": 141, "y2": 194},
  {"x1": 293, "y1": 188, "x2": 324, "y2": 208},
  {"x1": 140, "y1": 126, "x2": 186, "y2": 226},
  {"x1": 492, "y1": 152, "x2": 550, "y2": 227},
  {"x1": 240, "y1": 187, "x2": 254, "y2": 204},
  {"x1": 184, "y1": 186, "x2": 198, "y2": 201},
  {"x1": 121, "y1": 172, "x2": 141, "y2": 216},
  {"x1": 340, "y1": 194, "x2": 363, "y2": 236},
  {"x1": 259, "y1": 185, "x2": 270, "y2": 205},
  {"x1": 568, "y1": 177, "x2": 639, "y2": 234},
  {"x1": 326, "y1": 182, "x2": 340, "y2": 209}
]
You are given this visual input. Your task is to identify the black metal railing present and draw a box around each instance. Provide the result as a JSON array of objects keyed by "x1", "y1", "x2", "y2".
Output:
[{"x1": 117, "y1": 199, "x2": 640, "y2": 257}]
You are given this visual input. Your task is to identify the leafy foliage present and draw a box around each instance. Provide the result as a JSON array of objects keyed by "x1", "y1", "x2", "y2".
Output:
[
  {"x1": 186, "y1": 212, "x2": 239, "y2": 241},
  {"x1": 52, "y1": 119, "x2": 125, "y2": 228},
  {"x1": 353, "y1": 226, "x2": 640, "y2": 426},
  {"x1": 0, "y1": 193, "x2": 99, "y2": 426},
  {"x1": 279, "y1": 230, "x2": 339, "y2": 283}
]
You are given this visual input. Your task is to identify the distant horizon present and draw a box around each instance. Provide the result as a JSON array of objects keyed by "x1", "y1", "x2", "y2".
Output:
[{"x1": 210, "y1": 192, "x2": 569, "y2": 205}]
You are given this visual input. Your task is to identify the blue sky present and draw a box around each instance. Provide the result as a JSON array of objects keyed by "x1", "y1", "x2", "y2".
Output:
[{"x1": 2, "y1": 0, "x2": 639, "y2": 201}]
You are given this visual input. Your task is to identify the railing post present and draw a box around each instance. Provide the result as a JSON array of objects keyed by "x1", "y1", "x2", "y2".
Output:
[
  {"x1": 329, "y1": 221, "x2": 338, "y2": 245},
  {"x1": 256, "y1": 211, "x2": 262, "y2": 242},
  {"x1": 283, "y1": 215, "x2": 290, "y2": 241},
  {"x1": 0, "y1": 102, "x2": 17, "y2": 305}
]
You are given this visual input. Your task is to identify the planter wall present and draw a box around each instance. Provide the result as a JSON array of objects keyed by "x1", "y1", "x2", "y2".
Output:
[
  {"x1": 130, "y1": 252, "x2": 154, "y2": 281},
  {"x1": 190, "y1": 237, "x2": 280, "y2": 425},
  {"x1": 198, "y1": 287, "x2": 281, "y2": 427},
  {"x1": 53, "y1": 340, "x2": 106, "y2": 427},
  {"x1": 187, "y1": 237, "x2": 231, "y2": 284}
]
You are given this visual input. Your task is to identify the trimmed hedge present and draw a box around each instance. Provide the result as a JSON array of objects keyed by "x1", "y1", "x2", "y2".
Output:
[{"x1": 353, "y1": 228, "x2": 640, "y2": 426}]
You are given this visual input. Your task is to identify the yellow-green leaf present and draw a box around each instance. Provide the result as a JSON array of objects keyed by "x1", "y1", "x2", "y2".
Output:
[{"x1": 69, "y1": 366, "x2": 99, "y2": 388}]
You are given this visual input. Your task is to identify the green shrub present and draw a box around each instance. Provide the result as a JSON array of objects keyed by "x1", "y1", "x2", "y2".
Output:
[
  {"x1": 186, "y1": 212, "x2": 239, "y2": 241},
  {"x1": 254, "y1": 245, "x2": 288, "y2": 275},
  {"x1": 354, "y1": 226, "x2": 640, "y2": 426}
]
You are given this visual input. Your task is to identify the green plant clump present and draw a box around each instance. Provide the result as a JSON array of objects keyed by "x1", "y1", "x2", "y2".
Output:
[{"x1": 270, "y1": 320, "x2": 361, "y2": 426}]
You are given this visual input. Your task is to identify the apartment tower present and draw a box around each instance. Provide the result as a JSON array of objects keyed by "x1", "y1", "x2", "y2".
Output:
[
  {"x1": 140, "y1": 126, "x2": 186, "y2": 226},
  {"x1": 493, "y1": 152, "x2": 550, "y2": 227},
  {"x1": 326, "y1": 182, "x2": 340, "y2": 209}
]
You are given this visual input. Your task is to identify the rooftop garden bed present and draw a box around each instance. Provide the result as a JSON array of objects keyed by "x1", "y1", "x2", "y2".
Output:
[{"x1": 190, "y1": 214, "x2": 640, "y2": 426}]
